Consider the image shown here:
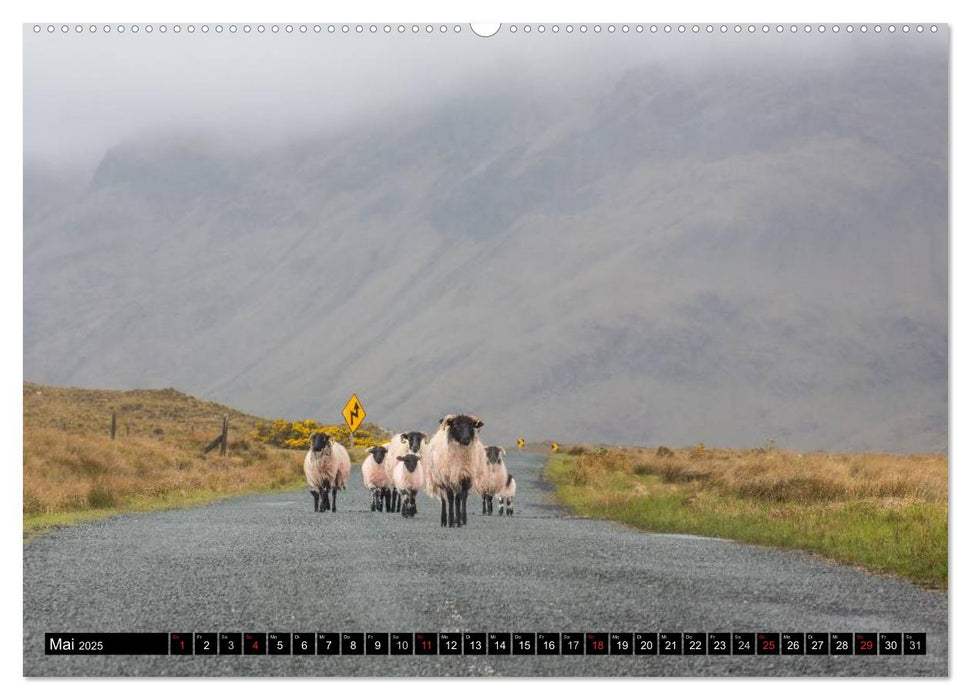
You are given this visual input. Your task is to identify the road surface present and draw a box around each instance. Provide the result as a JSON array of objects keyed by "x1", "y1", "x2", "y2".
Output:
[{"x1": 23, "y1": 451, "x2": 947, "y2": 676}]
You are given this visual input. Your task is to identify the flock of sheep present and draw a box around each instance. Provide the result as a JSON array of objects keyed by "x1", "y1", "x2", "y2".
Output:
[{"x1": 302, "y1": 413, "x2": 517, "y2": 527}]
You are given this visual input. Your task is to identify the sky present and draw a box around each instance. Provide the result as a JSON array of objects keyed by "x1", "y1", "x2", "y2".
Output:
[{"x1": 23, "y1": 23, "x2": 947, "y2": 168}]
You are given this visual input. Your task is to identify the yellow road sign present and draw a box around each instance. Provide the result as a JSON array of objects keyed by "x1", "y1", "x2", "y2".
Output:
[
  {"x1": 551, "y1": 442, "x2": 559, "y2": 452},
  {"x1": 517, "y1": 437, "x2": 525, "y2": 448},
  {"x1": 342, "y1": 394, "x2": 366, "y2": 432}
]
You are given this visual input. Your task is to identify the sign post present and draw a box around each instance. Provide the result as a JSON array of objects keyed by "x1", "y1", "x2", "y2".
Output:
[{"x1": 342, "y1": 394, "x2": 366, "y2": 448}]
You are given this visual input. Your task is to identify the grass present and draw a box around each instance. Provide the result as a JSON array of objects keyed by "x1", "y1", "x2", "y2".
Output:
[
  {"x1": 22, "y1": 382, "x2": 376, "y2": 538},
  {"x1": 546, "y1": 445, "x2": 947, "y2": 589}
]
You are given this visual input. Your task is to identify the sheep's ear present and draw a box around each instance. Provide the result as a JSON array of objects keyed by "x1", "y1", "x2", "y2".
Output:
[
  {"x1": 439, "y1": 417, "x2": 446, "y2": 426},
  {"x1": 474, "y1": 419, "x2": 484, "y2": 429},
  {"x1": 400, "y1": 434, "x2": 409, "y2": 443},
  {"x1": 397, "y1": 455, "x2": 405, "y2": 461},
  {"x1": 366, "y1": 447, "x2": 374, "y2": 454},
  {"x1": 500, "y1": 447, "x2": 506, "y2": 457},
  {"x1": 420, "y1": 432, "x2": 428, "y2": 441}
]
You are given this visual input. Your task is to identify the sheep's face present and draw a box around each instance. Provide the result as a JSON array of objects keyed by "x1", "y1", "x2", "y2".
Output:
[
  {"x1": 397, "y1": 454, "x2": 420, "y2": 473},
  {"x1": 399, "y1": 431, "x2": 428, "y2": 454},
  {"x1": 443, "y1": 414, "x2": 483, "y2": 446},
  {"x1": 485, "y1": 445, "x2": 504, "y2": 465},
  {"x1": 310, "y1": 433, "x2": 331, "y2": 453},
  {"x1": 368, "y1": 445, "x2": 388, "y2": 464}
]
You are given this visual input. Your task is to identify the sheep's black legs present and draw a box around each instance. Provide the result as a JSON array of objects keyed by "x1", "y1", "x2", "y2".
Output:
[
  {"x1": 320, "y1": 488, "x2": 330, "y2": 512},
  {"x1": 446, "y1": 488, "x2": 456, "y2": 527},
  {"x1": 331, "y1": 487, "x2": 338, "y2": 513},
  {"x1": 482, "y1": 496, "x2": 487, "y2": 515},
  {"x1": 507, "y1": 499, "x2": 513, "y2": 516},
  {"x1": 460, "y1": 488, "x2": 469, "y2": 526},
  {"x1": 440, "y1": 495, "x2": 447, "y2": 526},
  {"x1": 497, "y1": 497, "x2": 504, "y2": 516},
  {"x1": 487, "y1": 495, "x2": 494, "y2": 515},
  {"x1": 311, "y1": 490, "x2": 319, "y2": 512}
]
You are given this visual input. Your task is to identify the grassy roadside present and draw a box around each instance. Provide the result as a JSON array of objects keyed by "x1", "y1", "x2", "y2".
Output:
[
  {"x1": 546, "y1": 447, "x2": 947, "y2": 590},
  {"x1": 23, "y1": 383, "x2": 375, "y2": 539},
  {"x1": 23, "y1": 481, "x2": 306, "y2": 541}
]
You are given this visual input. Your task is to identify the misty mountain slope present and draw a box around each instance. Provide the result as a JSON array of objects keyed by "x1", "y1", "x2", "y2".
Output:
[{"x1": 23, "y1": 50, "x2": 947, "y2": 451}]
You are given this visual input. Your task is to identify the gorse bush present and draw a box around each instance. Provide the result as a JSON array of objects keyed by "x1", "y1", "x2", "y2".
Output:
[{"x1": 250, "y1": 418, "x2": 390, "y2": 450}]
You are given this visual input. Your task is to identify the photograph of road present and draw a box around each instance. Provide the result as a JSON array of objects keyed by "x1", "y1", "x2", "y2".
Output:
[{"x1": 22, "y1": 22, "x2": 948, "y2": 677}]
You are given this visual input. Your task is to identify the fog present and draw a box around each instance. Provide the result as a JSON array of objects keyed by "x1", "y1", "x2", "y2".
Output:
[
  {"x1": 24, "y1": 24, "x2": 946, "y2": 166},
  {"x1": 23, "y1": 26, "x2": 949, "y2": 451}
]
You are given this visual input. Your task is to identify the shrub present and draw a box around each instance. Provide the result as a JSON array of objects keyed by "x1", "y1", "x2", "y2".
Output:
[{"x1": 250, "y1": 418, "x2": 391, "y2": 450}]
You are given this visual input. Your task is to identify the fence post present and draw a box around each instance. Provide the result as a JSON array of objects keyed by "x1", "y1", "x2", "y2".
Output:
[
  {"x1": 110, "y1": 411, "x2": 117, "y2": 440},
  {"x1": 220, "y1": 415, "x2": 229, "y2": 456},
  {"x1": 351, "y1": 431, "x2": 355, "y2": 448}
]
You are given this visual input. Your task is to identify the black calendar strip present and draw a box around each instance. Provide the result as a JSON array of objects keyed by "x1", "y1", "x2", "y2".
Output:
[{"x1": 45, "y1": 632, "x2": 926, "y2": 656}]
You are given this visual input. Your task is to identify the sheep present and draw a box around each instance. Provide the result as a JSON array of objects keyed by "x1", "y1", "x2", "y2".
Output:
[
  {"x1": 424, "y1": 414, "x2": 486, "y2": 527},
  {"x1": 497, "y1": 473, "x2": 517, "y2": 516},
  {"x1": 361, "y1": 445, "x2": 391, "y2": 512},
  {"x1": 474, "y1": 445, "x2": 508, "y2": 515},
  {"x1": 392, "y1": 453, "x2": 425, "y2": 518},
  {"x1": 303, "y1": 432, "x2": 351, "y2": 513},
  {"x1": 384, "y1": 431, "x2": 429, "y2": 513}
]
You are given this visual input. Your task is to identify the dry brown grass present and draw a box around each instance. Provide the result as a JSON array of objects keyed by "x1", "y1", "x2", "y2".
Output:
[
  {"x1": 23, "y1": 383, "x2": 306, "y2": 528},
  {"x1": 566, "y1": 445, "x2": 947, "y2": 505},
  {"x1": 549, "y1": 444, "x2": 947, "y2": 587}
]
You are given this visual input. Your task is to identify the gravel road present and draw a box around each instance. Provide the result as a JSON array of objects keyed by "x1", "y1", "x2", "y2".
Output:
[{"x1": 23, "y1": 451, "x2": 947, "y2": 676}]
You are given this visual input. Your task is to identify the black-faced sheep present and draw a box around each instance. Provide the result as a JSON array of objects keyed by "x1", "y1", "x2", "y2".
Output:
[
  {"x1": 303, "y1": 432, "x2": 351, "y2": 513},
  {"x1": 424, "y1": 414, "x2": 485, "y2": 527},
  {"x1": 385, "y1": 431, "x2": 429, "y2": 513},
  {"x1": 361, "y1": 445, "x2": 391, "y2": 512},
  {"x1": 474, "y1": 445, "x2": 508, "y2": 515},
  {"x1": 393, "y1": 453, "x2": 425, "y2": 518}
]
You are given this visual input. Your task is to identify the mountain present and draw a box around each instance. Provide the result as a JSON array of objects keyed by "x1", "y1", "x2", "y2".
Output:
[{"x1": 23, "y1": 45, "x2": 947, "y2": 452}]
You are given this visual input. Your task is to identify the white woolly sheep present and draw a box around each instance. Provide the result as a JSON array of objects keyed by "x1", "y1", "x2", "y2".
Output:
[
  {"x1": 474, "y1": 445, "x2": 508, "y2": 516},
  {"x1": 385, "y1": 431, "x2": 429, "y2": 513},
  {"x1": 424, "y1": 414, "x2": 486, "y2": 527},
  {"x1": 497, "y1": 473, "x2": 517, "y2": 516},
  {"x1": 392, "y1": 453, "x2": 425, "y2": 518},
  {"x1": 361, "y1": 445, "x2": 391, "y2": 512},
  {"x1": 303, "y1": 432, "x2": 351, "y2": 513}
]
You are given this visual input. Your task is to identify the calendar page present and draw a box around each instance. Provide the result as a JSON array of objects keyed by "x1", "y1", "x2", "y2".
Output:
[{"x1": 22, "y1": 20, "x2": 947, "y2": 677}]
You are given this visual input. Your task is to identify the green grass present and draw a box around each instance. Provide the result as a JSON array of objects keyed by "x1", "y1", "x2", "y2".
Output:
[{"x1": 546, "y1": 453, "x2": 947, "y2": 589}]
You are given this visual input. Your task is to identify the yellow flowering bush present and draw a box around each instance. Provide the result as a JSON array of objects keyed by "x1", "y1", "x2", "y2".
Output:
[{"x1": 251, "y1": 418, "x2": 390, "y2": 450}]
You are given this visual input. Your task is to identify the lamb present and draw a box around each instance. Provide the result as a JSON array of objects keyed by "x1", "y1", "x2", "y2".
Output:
[
  {"x1": 384, "y1": 431, "x2": 429, "y2": 513},
  {"x1": 474, "y1": 445, "x2": 508, "y2": 515},
  {"x1": 361, "y1": 445, "x2": 391, "y2": 512},
  {"x1": 392, "y1": 453, "x2": 425, "y2": 518},
  {"x1": 497, "y1": 473, "x2": 517, "y2": 516},
  {"x1": 303, "y1": 432, "x2": 351, "y2": 513},
  {"x1": 424, "y1": 414, "x2": 486, "y2": 527}
]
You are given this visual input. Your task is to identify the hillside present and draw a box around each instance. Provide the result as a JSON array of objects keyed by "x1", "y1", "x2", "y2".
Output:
[
  {"x1": 22, "y1": 382, "x2": 384, "y2": 531},
  {"x1": 23, "y1": 38, "x2": 947, "y2": 452}
]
